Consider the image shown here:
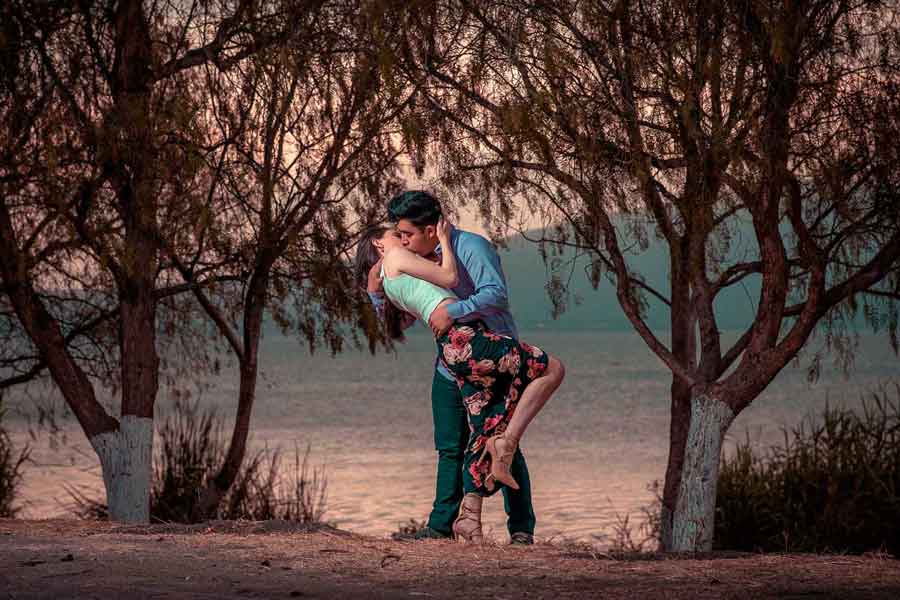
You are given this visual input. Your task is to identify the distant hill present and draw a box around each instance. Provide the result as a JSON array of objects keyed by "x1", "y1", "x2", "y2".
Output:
[{"x1": 498, "y1": 224, "x2": 762, "y2": 331}]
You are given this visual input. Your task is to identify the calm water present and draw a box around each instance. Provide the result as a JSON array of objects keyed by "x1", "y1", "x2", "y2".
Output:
[{"x1": 5, "y1": 329, "x2": 899, "y2": 544}]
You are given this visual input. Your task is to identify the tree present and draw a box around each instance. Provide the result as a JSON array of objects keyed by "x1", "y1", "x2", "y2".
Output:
[
  {"x1": 403, "y1": 0, "x2": 900, "y2": 550},
  {"x1": 0, "y1": 0, "x2": 308, "y2": 522},
  {"x1": 166, "y1": 0, "x2": 413, "y2": 519}
]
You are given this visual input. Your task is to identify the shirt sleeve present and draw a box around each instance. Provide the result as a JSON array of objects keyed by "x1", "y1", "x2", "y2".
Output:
[
  {"x1": 367, "y1": 291, "x2": 387, "y2": 320},
  {"x1": 445, "y1": 235, "x2": 510, "y2": 321}
]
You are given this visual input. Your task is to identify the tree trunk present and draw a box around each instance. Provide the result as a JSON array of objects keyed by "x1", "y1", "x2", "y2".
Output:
[
  {"x1": 661, "y1": 239, "x2": 694, "y2": 550},
  {"x1": 660, "y1": 378, "x2": 692, "y2": 550},
  {"x1": 89, "y1": 415, "x2": 153, "y2": 522},
  {"x1": 108, "y1": 0, "x2": 159, "y2": 524},
  {"x1": 670, "y1": 392, "x2": 735, "y2": 552},
  {"x1": 115, "y1": 167, "x2": 160, "y2": 525},
  {"x1": 114, "y1": 280, "x2": 158, "y2": 522},
  {"x1": 1, "y1": 200, "x2": 141, "y2": 520},
  {"x1": 190, "y1": 354, "x2": 260, "y2": 520},
  {"x1": 191, "y1": 269, "x2": 268, "y2": 520}
]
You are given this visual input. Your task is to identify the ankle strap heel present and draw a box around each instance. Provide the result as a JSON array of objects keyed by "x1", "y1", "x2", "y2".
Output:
[{"x1": 452, "y1": 493, "x2": 484, "y2": 543}]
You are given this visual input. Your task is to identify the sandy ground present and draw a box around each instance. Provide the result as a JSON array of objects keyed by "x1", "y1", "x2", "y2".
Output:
[{"x1": 2, "y1": 519, "x2": 900, "y2": 599}]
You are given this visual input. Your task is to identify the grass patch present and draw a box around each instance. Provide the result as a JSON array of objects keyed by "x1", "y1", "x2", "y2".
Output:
[
  {"x1": 715, "y1": 383, "x2": 900, "y2": 555},
  {"x1": 69, "y1": 399, "x2": 328, "y2": 524},
  {"x1": 0, "y1": 403, "x2": 30, "y2": 518}
]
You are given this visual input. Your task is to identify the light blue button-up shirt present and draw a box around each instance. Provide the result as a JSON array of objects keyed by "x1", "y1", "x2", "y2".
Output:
[{"x1": 368, "y1": 226, "x2": 518, "y2": 380}]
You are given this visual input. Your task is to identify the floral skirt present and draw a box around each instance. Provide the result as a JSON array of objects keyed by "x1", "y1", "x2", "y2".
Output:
[{"x1": 437, "y1": 321, "x2": 549, "y2": 496}]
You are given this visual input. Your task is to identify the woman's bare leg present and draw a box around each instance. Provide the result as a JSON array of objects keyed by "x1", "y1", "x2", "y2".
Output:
[
  {"x1": 504, "y1": 356, "x2": 565, "y2": 443},
  {"x1": 487, "y1": 356, "x2": 565, "y2": 489}
]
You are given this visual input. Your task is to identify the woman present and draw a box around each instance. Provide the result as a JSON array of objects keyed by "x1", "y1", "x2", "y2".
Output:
[{"x1": 355, "y1": 219, "x2": 565, "y2": 543}]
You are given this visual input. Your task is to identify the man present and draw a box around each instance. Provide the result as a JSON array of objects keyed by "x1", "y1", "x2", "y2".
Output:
[{"x1": 367, "y1": 190, "x2": 536, "y2": 544}]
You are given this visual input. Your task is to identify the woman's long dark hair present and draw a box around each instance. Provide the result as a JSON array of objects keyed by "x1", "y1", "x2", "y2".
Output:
[{"x1": 354, "y1": 227, "x2": 406, "y2": 340}]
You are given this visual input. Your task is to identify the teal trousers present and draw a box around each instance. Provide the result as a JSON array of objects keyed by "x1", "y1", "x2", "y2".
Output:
[{"x1": 426, "y1": 368, "x2": 536, "y2": 536}]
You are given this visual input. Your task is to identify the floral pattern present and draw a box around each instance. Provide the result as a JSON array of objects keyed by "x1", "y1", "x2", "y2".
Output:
[
  {"x1": 442, "y1": 325, "x2": 477, "y2": 365},
  {"x1": 437, "y1": 320, "x2": 550, "y2": 496},
  {"x1": 442, "y1": 343, "x2": 472, "y2": 365},
  {"x1": 462, "y1": 390, "x2": 490, "y2": 416},
  {"x1": 497, "y1": 348, "x2": 521, "y2": 374},
  {"x1": 526, "y1": 358, "x2": 546, "y2": 380}
]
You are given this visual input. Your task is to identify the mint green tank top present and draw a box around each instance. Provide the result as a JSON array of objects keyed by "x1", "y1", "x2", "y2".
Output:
[{"x1": 381, "y1": 266, "x2": 458, "y2": 324}]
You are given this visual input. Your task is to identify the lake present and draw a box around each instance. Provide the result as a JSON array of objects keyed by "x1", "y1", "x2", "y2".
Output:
[{"x1": 5, "y1": 328, "x2": 898, "y2": 544}]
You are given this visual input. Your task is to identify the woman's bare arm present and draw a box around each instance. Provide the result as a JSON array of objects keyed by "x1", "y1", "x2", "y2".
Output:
[{"x1": 384, "y1": 218, "x2": 458, "y2": 289}]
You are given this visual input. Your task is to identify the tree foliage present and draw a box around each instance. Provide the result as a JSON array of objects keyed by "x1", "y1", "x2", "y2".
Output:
[
  {"x1": 0, "y1": 0, "x2": 406, "y2": 521},
  {"x1": 401, "y1": 0, "x2": 900, "y2": 549}
]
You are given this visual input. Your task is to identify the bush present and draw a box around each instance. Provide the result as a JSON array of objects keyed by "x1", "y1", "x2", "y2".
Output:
[
  {"x1": 0, "y1": 404, "x2": 30, "y2": 518},
  {"x1": 608, "y1": 480, "x2": 662, "y2": 553},
  {"x1": 70, "y1": 400, "x2": 328, "y2": 524},
  {"x1": 392, "y1": 518, "x2": 428, "y2": 540},
  {"x1": 219, "y1": 443, "x2": 328, "y2": 523},
  {"x1": 150, "y1": 400, "x2": 225, "y2": 522},
  {"x1": 715, "y1": 383, "x2": 900, "y2": 555}
]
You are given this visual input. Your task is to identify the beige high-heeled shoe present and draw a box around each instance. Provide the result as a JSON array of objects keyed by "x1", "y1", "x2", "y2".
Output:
[
  {"x1": 452, "y1": 493, "x2": 484, "y2": 543},
  {"x1": 482, "y1": 434, "x2": 520, "y2": 491}
]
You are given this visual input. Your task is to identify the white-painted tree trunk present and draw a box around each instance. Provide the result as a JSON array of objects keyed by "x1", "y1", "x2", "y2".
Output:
[
  {"x1": 670, "y1": 394, "x2": 735, "y2": 552},
  {"x1": 89, "y1": 416, "x2": 153, "y2": 523}
]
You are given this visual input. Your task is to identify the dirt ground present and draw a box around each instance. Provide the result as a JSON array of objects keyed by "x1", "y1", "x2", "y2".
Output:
[{"x1": 2, "y1": 519, "x2": 900, "y2": 599}]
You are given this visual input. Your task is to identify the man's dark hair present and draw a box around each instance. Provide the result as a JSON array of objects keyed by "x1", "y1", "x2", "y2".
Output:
[{"x1": 387, "y1": 190, "x2": 442, "y2": 227}]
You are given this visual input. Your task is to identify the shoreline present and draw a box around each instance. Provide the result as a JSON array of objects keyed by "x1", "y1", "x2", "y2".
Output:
[{"x1": 3, "y1": 519, "x2": 900, "y2": 599}]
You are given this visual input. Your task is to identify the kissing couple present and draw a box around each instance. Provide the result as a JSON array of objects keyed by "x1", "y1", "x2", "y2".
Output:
[{"x1": 355, "y1": 190, "x2": 565, "y2": 543}]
